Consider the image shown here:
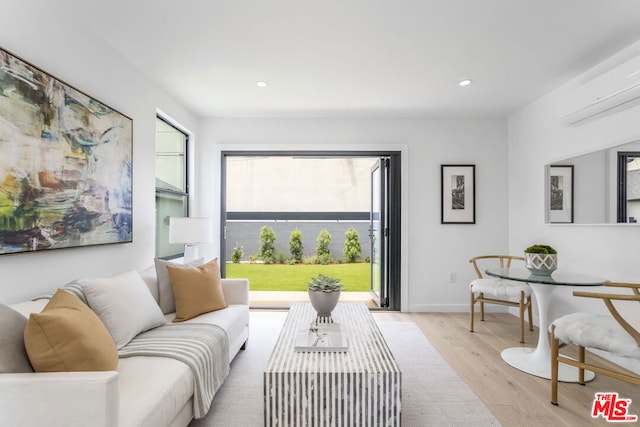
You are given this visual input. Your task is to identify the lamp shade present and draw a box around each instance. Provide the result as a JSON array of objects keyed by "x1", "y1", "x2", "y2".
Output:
[{"x1": 169, "y1": 217, "x2": 212, "y2": 244}]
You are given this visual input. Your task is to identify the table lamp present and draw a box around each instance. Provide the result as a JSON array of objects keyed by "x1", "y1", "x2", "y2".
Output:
[{"x1": 169, "y1": 217, "x2": 212, "y2": 263}]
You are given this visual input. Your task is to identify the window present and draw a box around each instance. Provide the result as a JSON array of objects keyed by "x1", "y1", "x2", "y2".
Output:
[{"x1": 155, "y1": 117, "x2": 188, "y2": 258}]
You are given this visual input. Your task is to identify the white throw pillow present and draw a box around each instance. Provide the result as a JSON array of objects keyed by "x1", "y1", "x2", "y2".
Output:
[
  {"x1": 154, "y1": 257, "x2": 204, "y2": 314},
  {"x1": 80, "y1": 270, "x2": 166, "y2": 349}
]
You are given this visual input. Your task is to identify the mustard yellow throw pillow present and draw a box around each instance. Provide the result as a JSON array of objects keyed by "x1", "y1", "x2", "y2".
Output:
[
  {"x1": 24, "y1": 289, "x2": 118, "y2": 372},
  {"x1": 167, "y1": 258, "x2": 227, "y2": 322}
]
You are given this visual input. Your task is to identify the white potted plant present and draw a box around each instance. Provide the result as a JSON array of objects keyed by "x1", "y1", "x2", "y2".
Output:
[
  {"x1": 524, "y1": 244, "x2": 558, "y2": 275},
  {"x1": 307, "y1": 274, "x2": 343, "y2": 318}
]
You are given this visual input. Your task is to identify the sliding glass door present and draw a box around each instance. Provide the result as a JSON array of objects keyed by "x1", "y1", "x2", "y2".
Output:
[{"x1": 220, "y1": 150, "x2": 401, "y2": 310}]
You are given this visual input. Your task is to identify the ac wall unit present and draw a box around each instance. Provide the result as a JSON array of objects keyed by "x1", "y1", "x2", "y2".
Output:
[{"x1": 559, "y1": 54, "x2": 640, "y2": 125}]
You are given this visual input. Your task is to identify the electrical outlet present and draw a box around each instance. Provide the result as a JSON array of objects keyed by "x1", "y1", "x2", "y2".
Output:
[{"x1": 449, "y1": 272, "x2": 457, "y2": 283}]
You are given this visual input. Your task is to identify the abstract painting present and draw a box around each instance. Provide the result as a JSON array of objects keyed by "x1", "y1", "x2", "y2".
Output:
[
  {"x1": 0, "y1": 47, "x2": 132, "y2": 255},
  {"x1": 441, "y1": 164, "x2": 475, "y2": 224}
]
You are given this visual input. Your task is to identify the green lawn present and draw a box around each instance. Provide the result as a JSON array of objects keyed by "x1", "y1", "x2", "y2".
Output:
[{"x1": 225, "y1": 262, "x2": 370, "y2": 292}]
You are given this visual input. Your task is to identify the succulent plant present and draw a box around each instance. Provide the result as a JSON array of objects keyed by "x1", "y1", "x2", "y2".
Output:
[
  {"x1": 524, "y1": 244, "x2": 557, "y2": 254},
  {"x1": 307, "y1": 274, "x2": 343, "y2": 293}
]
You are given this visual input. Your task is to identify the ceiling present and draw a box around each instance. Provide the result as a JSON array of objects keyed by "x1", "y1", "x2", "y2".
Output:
[{"x1": 65, "y1": 0, "x2": 640, "y2": 118}]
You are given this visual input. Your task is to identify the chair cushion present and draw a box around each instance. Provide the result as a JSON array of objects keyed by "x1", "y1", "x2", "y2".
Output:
[
  {"x1": 24, "y1": 289, "x2": 119, "y2": 372},
  {"x1": 551, "y1": 312, "x2": 640, "y2": 358},
  {"x1": 469, "y1": 278, "x2": 531, "y2": 298},
  {"x1": 167, "y1": 258, "x2": 228, "y2": 322}
]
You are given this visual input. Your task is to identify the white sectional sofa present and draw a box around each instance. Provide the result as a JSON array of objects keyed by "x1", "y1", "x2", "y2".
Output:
[{"x1": 0, "y1": 264, "x2": 250, "y2": 427}]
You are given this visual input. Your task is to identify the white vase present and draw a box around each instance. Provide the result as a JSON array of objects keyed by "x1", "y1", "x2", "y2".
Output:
[
  {"x1": 524, "y1": 253, "x2": 557, "y2": 276},
  {"x1": 308, "y1": 290, "x2": 341, "y2": 317}
]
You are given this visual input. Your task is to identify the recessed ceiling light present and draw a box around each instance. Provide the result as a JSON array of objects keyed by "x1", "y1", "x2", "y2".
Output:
[
  {"x1": 458, "y1": 79, "x2": 473, "y2": 87},
  {"x1": 256, "y1": 81, "x2": 268, "y2": 88}
]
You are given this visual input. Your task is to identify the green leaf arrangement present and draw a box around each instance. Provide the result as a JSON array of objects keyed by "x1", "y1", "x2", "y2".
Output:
[
  {"x1": 307, "y1": 273, "x2": 343, "y2": 292},
  {"x1": 524, "y1": 244, "x2": 557, "y2": 254}
]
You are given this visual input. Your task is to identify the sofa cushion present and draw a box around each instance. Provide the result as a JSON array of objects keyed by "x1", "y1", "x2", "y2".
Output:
[
  {"x1": 167, "y1": 258, "x2": 228, "y2": 322},
  {"x1": 23, "y1": 289, "x2": 118, "y2": 372},
  {"x1": 0, "y1": 304, "x2": 33, "y2": 373},
  {"x1": 154, "y1": 257, "x2": 204, "y2": 314},
  {"x1": 80, "y1": 270, "x2": 166, "y2": 349},
  {"x1": 166, "y1": 304, "x2": 250, "y2": 360},
  {"x1": 118, "y1": 356, "x2": 193, "y2": 427}
]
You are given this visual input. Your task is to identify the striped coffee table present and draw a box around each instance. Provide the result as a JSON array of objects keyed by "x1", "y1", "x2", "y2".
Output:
[{"x1": 264, "y1": 302, "x2": 401, "y2": 426}]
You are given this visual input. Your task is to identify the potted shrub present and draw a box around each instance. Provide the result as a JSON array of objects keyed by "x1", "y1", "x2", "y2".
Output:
[
  {"x1": 307, "y1": 274, "x2": 343, "y2": 318},
  {"x1": 524, "y1": 244, "x2": 558, "y2": 275}
]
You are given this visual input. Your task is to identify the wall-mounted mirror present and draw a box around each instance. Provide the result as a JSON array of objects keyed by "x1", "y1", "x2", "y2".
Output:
[{"x1": 545, "y1": 140, "x2": 640, "y2": 224}]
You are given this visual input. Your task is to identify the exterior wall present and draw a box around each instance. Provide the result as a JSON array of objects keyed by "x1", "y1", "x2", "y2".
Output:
[{"x1": 226, "y1": 157, "x2": 374, "y2": 212}]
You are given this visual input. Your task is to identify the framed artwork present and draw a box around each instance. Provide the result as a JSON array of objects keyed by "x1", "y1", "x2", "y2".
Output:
[
  {"x1": 548, "y1": 165, "x2": 574, "y2": 223},
  {"x1": 0, "y1": 47, "x2": 133, "y2": 255},
  {"x1": 441, "y1": 164, "x2": 475, "y2": 224}
]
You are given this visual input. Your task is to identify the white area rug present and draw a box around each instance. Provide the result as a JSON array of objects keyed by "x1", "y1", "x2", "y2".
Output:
[{"x1": 190, "y1": 311, "x2": 500, "y2": 427}]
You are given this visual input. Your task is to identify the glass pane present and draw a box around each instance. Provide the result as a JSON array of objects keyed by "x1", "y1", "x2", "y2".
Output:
[
  {"x1": 156, "y1": 118, "x2": 186, "y2": 192},
  {"x1": 155, "y1": 192, "x2": 187, "y2": 258},
  {"x1": 370, "y1": 161, "x2": 382, "y2": 300}
]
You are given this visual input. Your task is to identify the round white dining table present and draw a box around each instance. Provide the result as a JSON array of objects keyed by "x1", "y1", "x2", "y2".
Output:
[{"x1": 485, "y1": 267, "x2": 606, "y2": 382}]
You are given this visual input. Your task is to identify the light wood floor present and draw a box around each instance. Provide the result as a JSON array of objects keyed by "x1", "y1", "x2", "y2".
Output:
[{"x1": 371, "y1": 311, "x2": 640, "y2": 427}]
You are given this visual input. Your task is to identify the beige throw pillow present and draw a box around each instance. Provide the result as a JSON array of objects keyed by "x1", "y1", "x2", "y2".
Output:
[
  {"x1": 24, "y1": 289, "x2": 118, "y2": 372},
  {"x1": 154, "y1": 257, "x2": 204, "y2": 314},
  {"x1": 167, "y1": 258, "x2": 227, "y2": 322}
]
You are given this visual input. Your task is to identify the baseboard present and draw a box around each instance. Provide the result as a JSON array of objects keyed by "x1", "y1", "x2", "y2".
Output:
[{"x1": 407, "y1": 303, "x2": 510, "y2": 313}]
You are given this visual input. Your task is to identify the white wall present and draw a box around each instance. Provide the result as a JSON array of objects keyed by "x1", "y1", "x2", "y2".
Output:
[
  {"x1": 508, "y1": 47, "x2": 640, "y2": 372},
  {"x1": 0, "y1": 2, "x2": 199, "y2": 304},
  {"x1": 198, "y1": 117, "x2": 509, "y2": 312}
]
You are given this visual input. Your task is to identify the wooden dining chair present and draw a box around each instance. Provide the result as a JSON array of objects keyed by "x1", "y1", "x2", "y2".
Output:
[
  {"x1": 469, "y1": 255, "x2": 533, "y2": 343},
  {"x1": 550, "y1": 282, "x2": 640, "y2": 406}
]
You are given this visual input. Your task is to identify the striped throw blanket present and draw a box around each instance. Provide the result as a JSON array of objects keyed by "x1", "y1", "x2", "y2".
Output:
[{"x1": 118, "y1": 323, "x2": 230, "y2": 419}]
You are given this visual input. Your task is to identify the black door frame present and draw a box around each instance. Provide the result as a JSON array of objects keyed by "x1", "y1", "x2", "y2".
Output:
[{"x1": 220, "y1": 150, "x2": 402, "y2": 311}]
